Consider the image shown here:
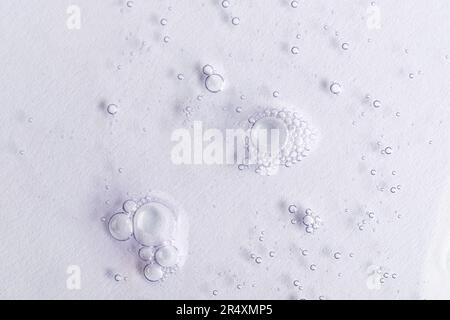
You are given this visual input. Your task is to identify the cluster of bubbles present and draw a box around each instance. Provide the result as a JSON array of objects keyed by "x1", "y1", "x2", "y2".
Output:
[
  {"x1": 366, "y1": 265, "x2": 398, "y2": 290},
  {"x1": 244, "y1": 108, "x2": 317, "y2": 176},
  {"x1": 288, "y1": 205, "x2": 322, "y2": 234},
  {"x1": 202, "y1": 64, "x2": 225, "y2": 93},
  {"x1": 108, "y1": 195, "x2": 185, "y2": 283}
]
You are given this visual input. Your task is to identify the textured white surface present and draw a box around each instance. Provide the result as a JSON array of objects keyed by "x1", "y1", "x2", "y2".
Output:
[{"x1": 1, "y1": 0, "x2": 450, "y2": 299}]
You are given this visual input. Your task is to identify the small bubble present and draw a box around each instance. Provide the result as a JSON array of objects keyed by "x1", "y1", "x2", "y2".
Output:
[
  {"x1": 163, "y1": 36, "x2": 170, "y2": 43},
  {"x1": 231, "y1": 17, "x2": 240, "y2": 25},
  {"x1": 269, "y1": 251, "x2": 276, "y2": 257},
  {"x1": 296, "y1": 33, "x2": 301, "y2": 39},
  {"x1": 126, "y1": 1, "x2": 134, "y2": 8},
  {"x1": 409, "y1": 73, "x2": 415, "y2": 79},
  {"x1": 160, "y1": 18, "x2": 168, "y2": 26},
  {"x1": 291, "y1": 46, "x2": 300, "y2": 55},
  {"x1": 177, "y1": 73, "x2": 185, "y2": 80},
  {"x1": 202, "y1": 64, "x2": 214, "y2": 76},
  {"x1": 291, "y1": 219, "x2": 297, "y2": 224},
  {"x1": 288, "y1": 204, "x2": 298, "y2": 213},
  {"x1": 114, "y1": 274, "x2": 123, "y2": 281},
  {"x1": 255, "y1": 256, "x2": 262, "y2": 264},
  {"x1": 235, "y1": 107, "x2": 242, "y2": 113},
  {"x1": 28, "y1": 117, "x2": 33, "y2": 123},
  {"x1": 370, "y1": 169, "x2": 377, "y2": 176},
  {"x1": 384, "y1": 146, "x2": 393, "y2": 155},
  {"x1": 392, "y1": 273, "x2": 398, "y2": 279},
  {"x1": 259, "y1": 236, "x2": 264, "y2": 242},
  {"x1": 301, "y1": 249, "x2": 309, "y2": 256},
  {"x1": 341, "y1": 42, "x2": 349, "y2": 50},
  {"x1": 293, "y1": 280, "x2": 300, "y2": 286},
  {"x1": 333, "y1": 252, "x2": 342, "y2": 260},
  {"x1": 273, "y1": 91, "x2": 280, "y2": 98},
  {"x1": 212, "y1": 290, "x2": 218, "y2": 296},
  {"x1": 372, "y1": 100, "x2": 382, "y2": 108},
  {"x1": 330, "y1": 82, "x2": 342, "y2": 95},
  {"x1": 310, "y1": 264, "x2": 317, "y2": 271},
  {"x1": 291, "y1": 1, "x2": 299, "y2": 8},
  {"x1": 107, "y1": 104, "x2": 118, "y2": 115},
  {"x1": 221, "y1": 0, "x2": 230, "y2": 8}
]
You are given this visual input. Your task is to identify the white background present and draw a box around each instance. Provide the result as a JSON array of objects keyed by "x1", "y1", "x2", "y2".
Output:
[{"x1": 1, "y1": 0, "x2": 450, "y2": 299}]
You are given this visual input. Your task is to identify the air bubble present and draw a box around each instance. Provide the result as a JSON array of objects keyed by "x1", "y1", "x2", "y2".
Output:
[
  {"x1": 144, "y1": 264, "x2": 164, "y2": 282},
  {"x1": 221, "y1": 0, "x2": 230, "y2": 8},
  {"x1": 384, "y1": 146, "x2": 393, "y2": 155},
  {"x1": 202, "y1": 64, "x2": 214, "y2": 76},
  {"x1": 291, "y1": 1, "x2": 299, "y2": 8},
  {"x1": 138, "y1": 247, "x2": 154, "y2": 261},
  {"x1": 108, "y1": 213, "x2": 132, "y2": 241},
  {"x1": 231, "y1": 17, "x2": 240, "y2": 25},
  {"x1": 273, "y1": 91, "x2": 280, "y2": 98},
  {"x1": 293, "y1": 280, "x2": 300, "y2": 286},
  {"x1": 133, "y1": 202, "x2": 176, "y2": 246},
  {"x1": 333, "y1": 252, "x2": 342, "y2": 260},
  {"x1": 255, "y1": 256, "x2": 262, "y2": 264},
  {"x1": 107, "y1": 104, "x2": 118, "y2": 115},
  {"x1": 160, "y1": 18, "x2": 168, "y2": 26},
  {"x1": 310, "y1": 264, "x2": 317, "y2": 271},
  {"x1": 341, "y1": 42, "x2": 349, "y2": 50},
  {"x1": 330, "y1": 82, "x2": 342, "y2": 95},
  {"x1": 123, "y1": 200, "x2": 137, "y2": 213},
  {"x1": 205, "y1": 73, "x2": 225, "y2": 93},
  {"x1": 372, "y1": 100, "x2": 382, "y2": 108},
  {"x1": 163, "y1": 36, "x2": 170, "y2": 43},
  {"x1": 288, "y1": 204, "x2": 298, "y2": 213},
  {"x1": 269, "y1": 251, "x2": 276, "y2": 257},
  {"x1": 291, "y1": 46, "x2": 300, "y2": 55},
  {"x1": 155, "y1": 245, "x2": 178, "y2": 267},
  {"x1": 177, "y1": 74, "x2": 184, "y2": 80}
]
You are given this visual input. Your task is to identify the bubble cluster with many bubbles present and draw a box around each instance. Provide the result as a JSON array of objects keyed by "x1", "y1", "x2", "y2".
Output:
[
  {"x1": 108, "y1": 193, "x2": 189, "y2": 283},
  {"x1": 243, "y1": 108, "x2": 317, "y2": 176}
]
